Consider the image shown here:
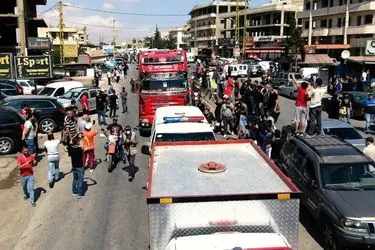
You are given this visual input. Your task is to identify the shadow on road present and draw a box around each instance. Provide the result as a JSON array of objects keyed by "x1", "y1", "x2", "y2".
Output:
[
  {"x1": 82, "y1": 177, "x2": 97, "y2": 196},
  {"x1": 299, "y1": 206, "x2": 324, "y2": 249},
  {"x1": 34, "y1": 187, "x2": 47, "y2": 202}
]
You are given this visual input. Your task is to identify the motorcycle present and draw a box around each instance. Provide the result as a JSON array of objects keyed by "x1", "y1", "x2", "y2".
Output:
[{"x1": 106, "y1": 134, "x2": 120, "y2": 172}]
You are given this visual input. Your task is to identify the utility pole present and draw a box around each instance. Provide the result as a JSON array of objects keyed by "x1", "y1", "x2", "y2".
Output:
[
  {"x1": 235, "y1": 0, "x2": 240, "y2": 44},
  {"x1": 58, "y1": 1, "x2": 65, "y2": 65},
  {"x1": 343, "y1": 0, "x2": 349, "y2": 44},
  {"x1": 17, "y1": 0, "x2": 27, "y2": 56},
  {"x1": 308, "y1": 0, "x2": 313, "y2": 46},
  {"x1": 112, "y1": 19, "x2": 117, "y2": 48}
]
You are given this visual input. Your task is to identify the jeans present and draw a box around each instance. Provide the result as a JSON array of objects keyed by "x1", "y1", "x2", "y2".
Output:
[
  {"x1": 97, "y1": 110, "x2": 106, "y2": 125},
  {"x1": 109, "y1": 106, "x2": 116, "y2": 118},
  {"x1": 72, "y1": 167, "x2": 84, "y2": 196},
  {"x1": 83, "y1": 149, "x2": 95, "y2": 170},
  {"x1": 237, "y1": 114, "x2": 248, "y2": 134},
  {"x1": 22, "y1": 176, "x2": 35, "y2": 203},
  {"x1": 308, "y1": 106, "x2": 322, "y2": 135},
  {"x1": 365, "y1": 113, "x2": 374, "y2": 131},
  {"x1": 25, "y1": 138, "x2": 35, "y2": 154},
  {"x1": 223, "y1": 116, "x2": 234, "y2": 135},
  {"x1": 126, "y1": 154, "x2": 136, "y2": 178},
  {"x1": 48, "y1": 160, "x2": 60, "y2": 183},
  {"x1": 121, "y1": 100, "x2": 128, "y2": 113}
]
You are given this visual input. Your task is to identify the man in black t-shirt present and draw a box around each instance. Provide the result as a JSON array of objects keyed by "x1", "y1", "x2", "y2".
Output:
[
  {"x1": 106, "y1": 118, "x2": 123, "y2": 136},
  {"x1": 96, "y1": 90, "x2": 108, "y2": 125},
  {"x1": 270, "y1": 129, "x2": 286, "y2": 164},
  {"x1": 69, "y1": 137, "x2": 84, "y2": 199}
]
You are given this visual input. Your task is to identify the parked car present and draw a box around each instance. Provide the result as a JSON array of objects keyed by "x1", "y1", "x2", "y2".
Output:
[
  {"x1": 0, "y1": 80, "x2": 23, "y2": 95},
  {"x1": 279, "y1": 135, "x2": 375, "y2": 249},
  {"x1": 248, "y1": 64, "x2": 264, "y2": 77},
  {"x1": 0, "y1": 106, "x2": 25, "y2": 155},
  {"x1": 321, "y1": 120, "x2": 365, "y2": 150},
  {"x1": 272, "y1": 72, "x2": 303, "y2": 88},
  {"x1": 57, "y1": 87, "x2": 100, "y2": 113},
  {"x1": 0, "y1": 91, "x2": 7, "y2": 101},
  {"x1": 278, "y1": 81, "x2": 326, "y2": 99},
  {"x1": 38, "y1": 81, "x2": 84, "y2": 97},
  {"x1": 323, "y1": 91, "x2": 368, "y2": 118},
  {"x1": 17, "y1": 80, "x2": 44, "y2": 95},
  {"x1": 1, "y1": 95, "x2": 65, "y2": 133}
]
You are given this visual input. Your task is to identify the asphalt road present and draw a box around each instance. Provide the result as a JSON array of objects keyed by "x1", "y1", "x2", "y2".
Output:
[{"x1": 4, "y1": 65, "x2": 331, "y2": 250}]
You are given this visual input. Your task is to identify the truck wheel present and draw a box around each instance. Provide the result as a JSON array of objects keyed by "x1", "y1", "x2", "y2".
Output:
[{"x1": 321, "y1": 217, "x2": 343, "y2": 250}]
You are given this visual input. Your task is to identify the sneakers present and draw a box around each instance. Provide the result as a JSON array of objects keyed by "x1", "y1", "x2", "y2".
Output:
[
  {"x1": 77, "y1": 196, "x2": 83, "y2": 200},
  {"x1": 90, "y1": 169, "x2": 94, "y2": 173},
  {"x1": 23, "y1": 195, "x2": 28, "y2": 200},
  {"x1": 49, "y1": 182, "x2": 54, "y2": 188},
  {"x1": 31, "y1": 202, "x2": 36, "y2": 207},
  {"x1": 128, "y1": 176, "x2": 133, "y2": 182}
]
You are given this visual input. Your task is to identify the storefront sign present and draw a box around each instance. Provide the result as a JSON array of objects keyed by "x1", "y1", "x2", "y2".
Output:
[
  {"x1": 63, "y1": 44, "x2": 79, "y2": 58},
  {"x1": 0, "y1": 53, "x2": 13, "y2": 79},
  {"x1": 218, "y1": 38, "x2": 235, "y2": 47},
  {"x1": 366, "y1": 40, "x2": 375, "y2": 55},
  {"x1": 15, "y1": 55, "x2": 53, "y2": 79},
  {"x1": 28, "y1": 37, "x2": 51, "y2": 50},
  {"x1": 257, "y1": 37, "x2": 273, "y2": 42}
]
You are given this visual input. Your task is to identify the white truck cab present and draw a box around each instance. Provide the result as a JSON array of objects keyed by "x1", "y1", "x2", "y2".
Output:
[{"x1": 149, "y1": 106, "x2": 216, "y2": 146}]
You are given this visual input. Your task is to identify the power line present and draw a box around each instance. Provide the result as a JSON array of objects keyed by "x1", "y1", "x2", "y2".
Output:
[
  {"x1": 39, "y1": 3, "x2": 58, "y2": 16},
  {"x1": 48, "y1": 17, "x2": 174, "y2": 30},
  {"x1": 64, "y1": 4, "x2": 188, "y2": 17}
]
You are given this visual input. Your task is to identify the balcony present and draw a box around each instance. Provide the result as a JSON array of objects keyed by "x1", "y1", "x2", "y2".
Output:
[
  {"x1": 192, "y1": 24, "x2": 217, "y2": 31},
  {"x1": 196, "y1": 36, "x2": 216, "y2": 41},
  {"x1": 298, "y1": 1, "x2": 375, "y2": 18},
  {"x1": 190, "y1": 13, "x2": 217, "y2": 21},
  {"x1": 302, "y1": 24, "x2": 375, "y2": 37}
]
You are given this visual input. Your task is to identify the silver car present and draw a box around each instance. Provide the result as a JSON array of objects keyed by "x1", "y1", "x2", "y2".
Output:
[
  {"x1": 277, "y1": 81, "x2": 298, "y2": 99},
  {"x1": 321, "y1": 119, "x2": 365, "y2": 151}
]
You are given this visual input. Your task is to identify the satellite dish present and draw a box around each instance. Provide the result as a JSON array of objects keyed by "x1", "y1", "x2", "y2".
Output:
[{"x1": 341, "y1": 50, "x2": 350, "y2": 59}]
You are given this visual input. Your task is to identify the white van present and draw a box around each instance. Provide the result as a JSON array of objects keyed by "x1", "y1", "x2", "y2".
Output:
[
  {"x1": 149, "y1": 106, "x2": 216, "y2": 146},
  {"x1": 38, "y1": 81, "x2": 84, "y2": 97},
  {"x1": 224, "y1": 64, "x2": 248, "y2": 77},
  {"x1": 299, "y1": 67, "x2": 319, "y2": 79}
]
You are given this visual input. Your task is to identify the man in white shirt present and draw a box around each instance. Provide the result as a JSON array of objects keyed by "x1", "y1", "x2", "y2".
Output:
[
  {"x1": 307, "y1": 79, "x2": 326, "y2": 135},
  {"x1": 364, "y1": 137, "x2": 375, "y2": 161},
  {"x1": 44, "y1": 133, "x2": 61, "y2": 188}
]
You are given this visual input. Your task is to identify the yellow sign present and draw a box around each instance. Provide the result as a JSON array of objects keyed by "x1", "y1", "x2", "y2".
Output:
[{"x1": 63, "y1": 45, "x2": 78, "y2": 58}]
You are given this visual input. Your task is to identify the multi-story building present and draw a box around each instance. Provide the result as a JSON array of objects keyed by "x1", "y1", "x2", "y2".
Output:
[
  {"x1": 189, "y1": 0, "x2": 248, "y2": 55},
  {"x1": 220, "y1": 0, "x2": 303, "y2": 58},
  {"x1": 169, "y1": 24, "x2": 191, "y2": 50},
  {"x1": 298, "y1": 0, "x2": 375, "y2": 57},
  {"x1": 38, "y1": 26, "x2": 89, "y2": 61},
  {"x1": 0, "y1": 0, "x2": 47, "y2": 54}
]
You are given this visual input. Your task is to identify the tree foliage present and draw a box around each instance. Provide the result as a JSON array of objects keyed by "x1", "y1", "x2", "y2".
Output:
[
  {"x1": 284, "y1": 14, "x2": 305, "y2": 66},
  {"x1": 145, "y1": 26, "x2": 177, "y2": 49}
]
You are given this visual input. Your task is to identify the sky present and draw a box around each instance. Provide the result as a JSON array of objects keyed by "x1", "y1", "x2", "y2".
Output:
[{"x1": 38, "y1": 0, "x2": 269, "y2": 43}]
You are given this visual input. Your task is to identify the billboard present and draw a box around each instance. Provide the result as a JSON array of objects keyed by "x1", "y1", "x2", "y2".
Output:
[
  {"x1": 28, "y1": 37, "x2": 51, "y2": 50},
  {"x1": 63, "y1": 44, "x2": 79, "y2": 58},
  {"x1": 15, "y1": 55, "x2": 53, "y2": 79},
  {"x1": 0, "y1": 53, "x2": 13, "y2": 79}
]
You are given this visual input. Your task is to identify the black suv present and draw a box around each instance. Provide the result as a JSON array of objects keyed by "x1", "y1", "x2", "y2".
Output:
[
  {"x1": 279, "y1": 135, "x2": 375, "y2": 249},
  {"x1": 0, "y1": 106, "x2": 24, "y2": 155},
  {"x1": 1, "y1": 95, "x2": 65, "y2": 133}
]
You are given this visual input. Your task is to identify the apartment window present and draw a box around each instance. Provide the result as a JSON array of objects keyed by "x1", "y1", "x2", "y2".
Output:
[
  {"x1": 305, "y1": 1, "x2": 311, "y2": 10},
  {"x1": 329, "y1": 0, "x2": 334, "y2": 6},
  {"x1": 357, "y1": 16, "x2": 361, "y2": 25},
  {"x1": 338, "y1": 0, "x2": 343, "y2": 5},
  {"x1": 337, "y1": 18, "x2": 342, "y2": 27},
  {"x1": 328, "y1": 19, "x2": 332, "y2": 28},
  {"x1": 313, "y1": 1, "x2": 318, "y2": 10},
  {"x1": 313, "y1": 21, "x2": 316, "y2": 29},
  {"x1": 304, "y1": 21, "x2": 309, "y2": 29},
  {"x1": 322, "y1": 0, "x2": 328, "y2": 8},
  {"x1": 321, "y1": 19, "x2": 327, "y2": 28},
  {"x1": 298, "y1": 18, "x2": 302, "y2": 25},
  {"x1": 364, "y1": 15, "x2": 373, "y2": 24}
]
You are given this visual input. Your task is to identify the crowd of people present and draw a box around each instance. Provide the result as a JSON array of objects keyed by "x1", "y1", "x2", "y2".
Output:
[{"x1": 18, "y1": 81, "x2": 136, "y2": 207}]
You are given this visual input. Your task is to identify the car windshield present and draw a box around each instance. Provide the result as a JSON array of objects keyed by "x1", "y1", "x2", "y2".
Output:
[
  {"x1": 322, "y1": 163, "x2": 375, "y2": 190},
  {"x1": 352, "y1": 92, "x2": 368, "y2": 102},
  {"x1": 323, "y1": 127, "x2": 363, "y2": 140},
  {"x1": 60, "y1": 90, "x2": 81, "y2": 99},
  {"x1": 141, "y1": 79, "x2": 187, "y2": 92},
  {"x1": 294, "y1": 74, "x2": 303, "y2": 80},
  {"x1": 38, "y1": 87, "x2": 55, "y2": 96},
  {"x1": 155, "y1": 132, "x2": 215, "y2": 142}
]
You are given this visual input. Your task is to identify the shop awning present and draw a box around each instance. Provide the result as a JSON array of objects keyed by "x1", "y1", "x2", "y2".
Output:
[
  {"x1": 347, "y1": 56, "x2": 375, "y2": 65},
  {"x1": 245, "y1": 49, "x2": 284, "y2": 53},
  {"x1": 299, "y1": 54, "x2": 334, "y2": 65}
]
